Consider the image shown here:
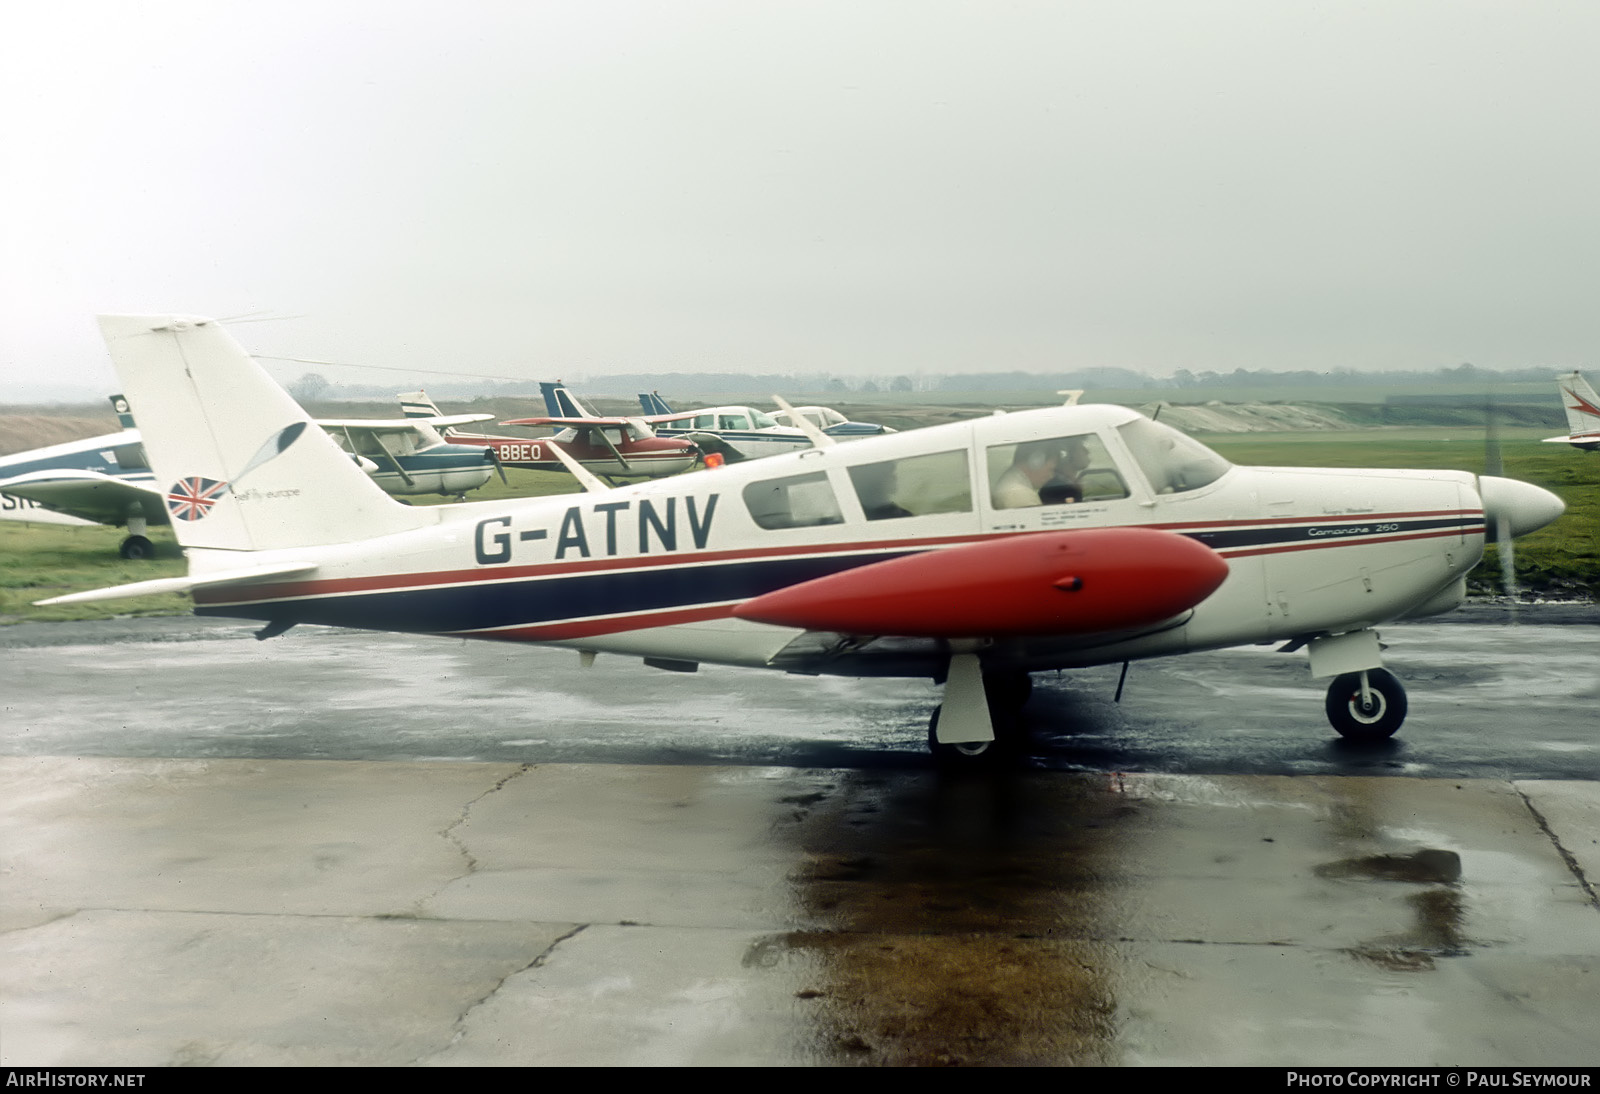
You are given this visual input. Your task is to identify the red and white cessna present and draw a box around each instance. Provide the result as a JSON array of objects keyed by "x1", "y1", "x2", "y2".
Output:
[{"x1": 48, "y1": 316, "x2": 1566, "y2": 763}]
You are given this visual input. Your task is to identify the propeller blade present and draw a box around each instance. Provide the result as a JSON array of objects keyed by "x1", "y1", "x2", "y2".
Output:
[{"x1": 1484, "y1": 393, "x2": 1513, "y2": 598}]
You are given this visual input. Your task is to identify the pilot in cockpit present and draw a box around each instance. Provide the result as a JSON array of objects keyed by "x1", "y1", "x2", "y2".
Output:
[{"x1": 994, "y1": 437, "x2": 1091, "y2": 508}]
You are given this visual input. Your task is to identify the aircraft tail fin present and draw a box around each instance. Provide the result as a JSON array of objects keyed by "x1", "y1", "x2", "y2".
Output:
[
  {"x1": 638, "y1": 391, "x2": 675, "y2": 416},
  {"x1": 99, "y1": 315, "x2": 432, "y2": 553},
  {"x1": 539, "y1": 381, "x2": 597, "y2": 419},
  {"x1": 399, "y1": 390, "x2": 445, "y2": 419},
  {"x1": 1557, "y1": 370, "x2": 1600, "y2": 440}
]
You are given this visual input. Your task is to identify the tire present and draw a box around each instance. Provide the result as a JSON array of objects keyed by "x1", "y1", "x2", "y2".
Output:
[
  {"x1": 119, "y1": 535, "x2": 155, "y2": 560},
  {"x1": 1325, "y1": 668, "x2": 1407, "y2": 741},
  {"x1": 926, "y1": 704, "x2": 1022, "y2": 768}
]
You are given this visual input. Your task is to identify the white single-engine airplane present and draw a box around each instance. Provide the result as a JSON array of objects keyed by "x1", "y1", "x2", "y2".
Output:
[
  {"x1": 0, "y1": 395, "x2": 167, "y2": 557},
  {"x1": 48, "y1": 315, "x2": 1566, "y2": 763},
  {"x1": 318, "y1": 409, "x2": 502, "y2": 498},
  {"x1": 1543, "y1": 370, "x2": 1600, "y2": 451}
]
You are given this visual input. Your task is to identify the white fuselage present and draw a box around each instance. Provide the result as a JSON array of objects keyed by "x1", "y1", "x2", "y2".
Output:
[{"x1": 192, "y1": 404, "x2": 1488, "y2": 678}]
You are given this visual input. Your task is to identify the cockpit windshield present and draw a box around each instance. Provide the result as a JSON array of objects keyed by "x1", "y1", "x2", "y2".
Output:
[{"x1": 1116, "y1": 418, "x2": 1232, "y2": 494}]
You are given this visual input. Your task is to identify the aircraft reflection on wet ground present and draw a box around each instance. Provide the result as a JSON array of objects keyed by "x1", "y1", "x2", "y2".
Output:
[{"x1": 0, "y1": 612, "x2": 1594, "y2": 782}]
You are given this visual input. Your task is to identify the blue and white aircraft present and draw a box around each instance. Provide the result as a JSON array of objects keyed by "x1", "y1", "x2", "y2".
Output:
[
  {"x1": 0, "y1": 395, "x2": 166, "y2": 557},
  {"x1": 634, "y1": 390, "x2": 891, "y2": 462},
  {"x1": 318, "y1": 410, "x2": 503, "y2": 498},
  {"x1": 48, "y1": 315, "x2": 1565, "y2": 763}
]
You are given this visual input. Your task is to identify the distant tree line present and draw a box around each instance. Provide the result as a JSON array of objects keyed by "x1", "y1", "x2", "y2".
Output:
[{"x1": 290, "y1": 362, "x2": 1569, "y2": 402}]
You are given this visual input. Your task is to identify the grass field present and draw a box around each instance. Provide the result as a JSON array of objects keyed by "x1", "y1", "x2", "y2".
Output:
[{"x1": 2, "y1": 428, "x2": 1594, "y2": 624}]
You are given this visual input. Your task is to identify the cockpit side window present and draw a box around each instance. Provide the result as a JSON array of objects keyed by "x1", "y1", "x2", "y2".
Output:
[
  {"x1": 847, "y1": 449, "x2": 971, "y2": 521},
  {"x1": 743, "y1": 471, "x2": 844, "y2": 530},
  {"x1": 1116, "y1": 418, "x2": 1232, "y2": 494},
  {"x1": 985, "y1": 433, "x2": 1128, "y2": 509},
  {"x1": 751, "y1": 411, "x2": 780, "y2": 429}
]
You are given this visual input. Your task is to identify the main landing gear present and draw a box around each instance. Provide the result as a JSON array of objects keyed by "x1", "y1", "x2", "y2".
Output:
[
  {"x1": 926, "y1": 659, "x2": 1033, "y2": 767},
  {"x1": 119, "y1": 534, "x2": 155, "y2": 560},
  {"x1": 118, "y1": 513, "x2": 156, "y2": 560}
]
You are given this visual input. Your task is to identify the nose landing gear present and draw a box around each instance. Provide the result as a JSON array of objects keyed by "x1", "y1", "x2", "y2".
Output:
[{"x1": 1325, "y1": 667, "x2": 1408, "y2": 741}]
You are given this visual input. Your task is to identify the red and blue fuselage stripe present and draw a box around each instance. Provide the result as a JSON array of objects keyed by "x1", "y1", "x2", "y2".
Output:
[{"x1": 194, "y1": 509, "x2": 1485, "y2": 637}]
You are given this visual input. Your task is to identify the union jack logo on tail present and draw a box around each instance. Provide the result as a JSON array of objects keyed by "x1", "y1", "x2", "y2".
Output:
[{"x1": 166, "y1": 477, "x2": 229, "y2": 521}]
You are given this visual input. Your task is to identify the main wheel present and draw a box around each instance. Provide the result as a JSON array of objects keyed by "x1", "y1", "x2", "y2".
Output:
[
  {"x1": 1324, "y1": 668, "x2": 1407, "y2": 741},
  {"x1": 119, "y1": 534, "x2": 155, "y2": 560},
  {"x1": 927, "y1": 705, "x2": 1007, "y2": 767}
]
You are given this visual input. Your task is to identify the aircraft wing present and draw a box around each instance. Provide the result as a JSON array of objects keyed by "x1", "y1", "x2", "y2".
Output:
[
  {"x1": 0, "y1": 469, "x2": 168, "y2": 527},
  {"x1": 501, "y1": 415, "x2": 638, "y2": 428},
  {"x1": 317, "y1": 414, "x2": 494, "y2": 430}
]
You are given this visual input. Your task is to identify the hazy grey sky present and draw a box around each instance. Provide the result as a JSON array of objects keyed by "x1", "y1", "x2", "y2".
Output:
[{"x1": 3, "y1": 0, "x2": 1597, "y2": 398}]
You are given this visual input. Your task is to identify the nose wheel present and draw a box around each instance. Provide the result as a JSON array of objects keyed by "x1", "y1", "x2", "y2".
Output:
[{"x1": 1324, "y1": 668, "x2": 1407, "y2": 741}]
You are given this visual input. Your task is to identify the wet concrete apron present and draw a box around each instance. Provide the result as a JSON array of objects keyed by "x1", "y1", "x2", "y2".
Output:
[{"x1": 4, "y1": 759, "x2": 1596, "y2": 1065}]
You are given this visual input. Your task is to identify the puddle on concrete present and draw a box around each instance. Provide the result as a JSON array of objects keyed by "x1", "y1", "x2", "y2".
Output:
[
  {"x1": 1316, "y1": 849, "x2": 1463, "y2": 884},
  {"x1": 768, "y1": 771, "x2": 1135, "y2": 1065}
]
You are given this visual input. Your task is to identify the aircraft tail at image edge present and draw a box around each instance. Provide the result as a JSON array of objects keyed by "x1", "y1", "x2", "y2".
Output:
[
  {"x1": 98, "y1": 315, "x2": 431, "y2": 553},
  {"x1": 1559, "y1": 370, "x2": 1600, "y2": 441}
]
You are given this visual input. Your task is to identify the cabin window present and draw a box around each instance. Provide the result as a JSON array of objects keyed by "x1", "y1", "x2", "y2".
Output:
[
  {"x1": 720, "y1": 414, "x2": 750, "y2": 430},
  {"x1": 986, "y1": 433, "x2": 1128, "y2": 509},
  {"x1": 848, "y1": 450, "x2": 971, "y2": 521},
  {"x1": 1117, "y1": 418, "x2": 1232, "y2": 494},
  {"x1": 743, "y1": 471, "x2": 844, "y2": 530}
]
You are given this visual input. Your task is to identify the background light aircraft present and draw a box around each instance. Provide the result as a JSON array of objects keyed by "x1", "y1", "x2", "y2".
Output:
[
  {"x1": 318, "y1": 410, "x2": 502, "y2": 498},
  {"x1": 0, "y1": 395, "x2": 166, "y2": 557},
  {"x1": 635, "y1": 391, "x2": 890, "y2": 462},
  {"x1": 404, "y1": 389, "x2": 699, "y2": 481},
  {"x1": 1543, "y1": 370, "x2": 1600, "y2": 451},
  {"x1": 54, "y1": 315, "x2": 1565, "y2": 765},
  {"x1": 772, "y1": 404, "x2": 895, "y2": 438}
]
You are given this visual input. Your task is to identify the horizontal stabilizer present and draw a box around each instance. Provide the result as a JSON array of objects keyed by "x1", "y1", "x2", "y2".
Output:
[{"x1": 35, "y1": 561, "x2": 319, "y2": 607}]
